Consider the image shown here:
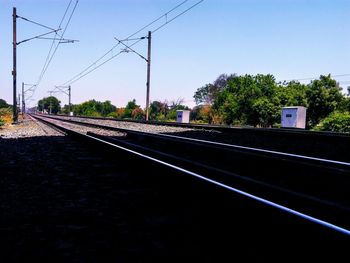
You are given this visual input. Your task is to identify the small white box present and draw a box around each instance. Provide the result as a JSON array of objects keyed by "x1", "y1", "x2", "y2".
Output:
[
  {"x1": 176, "y1": 110, "x2": 190, "y2": 123},
  {"x1": 281, "y1": 106, "x2": 307, "y2": 129}
]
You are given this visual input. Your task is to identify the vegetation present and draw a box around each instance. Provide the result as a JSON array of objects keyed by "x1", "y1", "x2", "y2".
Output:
[
  {"x1": 38, "y1": 96, "x2": 61, "y2": 114},
  {"x1": 35, "y1": 72, "x2": 349, "y2": 134},
  {"x1": 193, "y1": 73, "x2": 349, "y2": 132},
  {"x1": 0, "y1": 99, "x2": 10, "y2": 109},
  {"x1": 313, "y1": 111, "x2": 350, "y2": 133},
  {"x1": 72, "y1": 100, "x2": 116, "y2": 117},
  {"x1": 0, "y1": 108, "x2": 12, "y2": 127},
  {"x1": 0, "y1": 99, "x2": 12, "y2": 126}
]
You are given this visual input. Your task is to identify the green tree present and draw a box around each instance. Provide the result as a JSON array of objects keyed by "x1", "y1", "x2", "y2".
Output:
[
  {"x1": 38, "y1": 96, "x2": 61, "y2": 114},
  {"x1": 306, "y1": 75, "x2": 344, "y2": 127},
  {"x1": 0, "y1": 99, "x2": 10, "y2": 109},
  {"x1": 212, "y1": 74, "x2": 280, "y2": 126},
  {"x1": 149, "y1": 101, "x2": 169, "y2": 120},
  {"x1": 101, "y1": 101, "x2": 117, "y2": 116},
  {"x1": 72, "y1": 100, "x2": 116, "y2": 117},
  {"x1": 132, "y1": 108, "x2": 145, "y2": 120},
  {"x1": 250, "y1": 97, "x2": 280, "y2": 127},
  {"x1": 276, "y1": 81, "x2": 308, "y2": 107},
  {"x1": 313, "y1": 111, "x2": 350, "y2": 133},
  {"x1": 194, "y1": 74, "x2": 235, "y2": 105},
  {"x1": 124, "y1": 99, "x2": 139, "y2": 118},
  {"x1": 191, "y1": 105, "x2": 213, "y2": 123}
]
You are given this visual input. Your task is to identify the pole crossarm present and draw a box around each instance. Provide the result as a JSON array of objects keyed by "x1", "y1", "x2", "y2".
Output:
[
  {"x1": 115, "y1": 37, "x2": 148, "y2": 62},
  {"x1": 34, "y1": 37, "x2": 78, "y2": 42},
  {"x1": 54, "y1": 85, "x2": 72, "y2": 113},
  {"x1": 23, "y1": 83, "x2": 36, "y2": 93},
  {"x1": 54, "y1": 85, "x2": 70, "y2": 95},
  {"x1": 16, "y1": 14, "x2": 57, "y2": 31},
  {"x1": 17, "y1": 29, "x2": 61, "y2": 45}
]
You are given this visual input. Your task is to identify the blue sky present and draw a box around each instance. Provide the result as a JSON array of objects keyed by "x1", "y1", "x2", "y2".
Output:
[{"x1": 1, "y1": 0, "x2": 349, "y2": 109}]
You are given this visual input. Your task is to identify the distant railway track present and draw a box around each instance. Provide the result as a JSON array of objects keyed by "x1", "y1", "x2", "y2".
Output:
[
  {"x1": 31, "y1": 113, "x2": 350, "y2": 237},
  {"x1": 48, "y1": 113, "x2": 350, "y2": 162},
  {"x1": 54, "y1": 113, "x2": 349, "y2": 137}
]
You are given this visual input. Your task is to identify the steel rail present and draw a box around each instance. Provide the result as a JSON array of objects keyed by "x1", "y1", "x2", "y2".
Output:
[
  {"x1": 31, "y1": 114, "x2": 350, "y2": 237},
  {"x1": 36, "y1": 114, "x2": 350, "y2": 168},
  {"x1": 55, "y1": 113, "x2": 350, "y2": 138},
  {"x1": 32, "y1": 114, "x2": 350, "y2": 206}
]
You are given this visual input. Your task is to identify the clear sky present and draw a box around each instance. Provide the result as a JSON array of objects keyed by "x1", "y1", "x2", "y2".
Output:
[{"x1": 1, "y1": 0, "x2": 349, "y2": 109}]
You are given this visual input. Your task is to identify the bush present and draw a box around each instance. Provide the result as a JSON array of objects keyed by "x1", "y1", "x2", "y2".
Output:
[
  {"x1": 0, "y1": 108, "x2": 12, "y2": 126},
  {"x1": 132, "y1": 108, "x2": 145, "y2": 120},
  {"x1": 313, "y1": 111, "x2": 350, "y2": 133}
]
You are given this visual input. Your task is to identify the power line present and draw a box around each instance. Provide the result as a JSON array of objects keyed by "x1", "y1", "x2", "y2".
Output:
[
  {"x1": 36, "y1": 0, "x2": 73, "y2": 87},
  {"x1": 62, "y1": 38, "x2": 144, "y2": 86},
  {"x1": 17, "y1": 29, "x2": 61, "y2": 45},
  {"x1": 60, "y1": 0, "x2": 205, "y2": 86},
  {"x1": 36, "y1": 0, "x2": 79, "y2": 87},
  {"x1": 125, "y1": 0, "x2": 189, "y2": 41},
  {"x1": 60, "y1": 1, "x2": 191, "y2": 86},
  {"x1": 152, "y1": 0, "x2": 204, "y2": 34},
  {"x1": 281, "y1": 74, "x2": 350, "y2": 83},
  {"x1": 16, "y1": 15, "x2": 57, "y2": 31}
]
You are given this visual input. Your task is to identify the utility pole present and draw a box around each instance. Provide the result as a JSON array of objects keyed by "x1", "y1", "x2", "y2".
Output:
[
  {"x1": 18, "y1": 94, "x2": 21, "y2": 114},
  {"x1": 54, "y1": 85, "x2": 72, "y2": 115},
  {"x1": 48, "y1": 91, "x2": 54, "y2": 115},
  {"x1": 146, "y1": 31, "x2": 151, "y2": 121},
  {"x1": 115, "y1": 31, "x2": 151, "y2": 120},
  {"x1": 11, "y1": 7, "x2": 78, "y2": 120},
  {"x1": 12, "y1": 7, "x2": 17, "y2": 123},
  {"x1": 22, "y1": 82, "x2": 25, "y2": 114},
  {"x1": 68, "y1": 85, "x2": 72, "y2": 114}
]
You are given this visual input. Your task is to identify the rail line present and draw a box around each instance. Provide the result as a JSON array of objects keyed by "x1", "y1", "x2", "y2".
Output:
[
  {"x1": 31, "y1": 113, "x2": 350, "y2": 237},
  {"x1": 36, "y1": 114, "x2": 350, "y2": 166},
  {"x1": 55, "y1": 113, "x2": 350, "y2": 138},
  {"x1": 49, "y1": 113, "x2": 350, "y2": 163}
]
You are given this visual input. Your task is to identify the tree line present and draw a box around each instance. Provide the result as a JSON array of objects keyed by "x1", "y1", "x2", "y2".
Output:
[
  {"x1": 193, "y1": 74, "x2": 350, "y2": 132},
  {"x1": 35, "y1": 73, "x2": 350, "y2": 133}
]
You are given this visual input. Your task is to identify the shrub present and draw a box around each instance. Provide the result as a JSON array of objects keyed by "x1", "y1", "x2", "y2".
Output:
[
  {"x1": 0, "y1": 108, "x2": 12, "y2": 125},
  {"x1": 132, "y1": 108, "x2": 145, "y2": 120},
  {"x1": 313, "y1": 111, "x2": 350, "y2": 133}
]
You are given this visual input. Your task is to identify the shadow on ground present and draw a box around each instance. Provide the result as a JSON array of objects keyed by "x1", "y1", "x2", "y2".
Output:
[{"x1": 0, "y1": 136, "x2": 349, "y2": 262}]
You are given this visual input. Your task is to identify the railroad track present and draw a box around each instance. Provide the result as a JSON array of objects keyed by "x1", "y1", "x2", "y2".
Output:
[
  {"x1": 49, "y1": 113, "x2": 350, "y2": 162},
  {"x1": 31, "y1": 113, "x2": 350, "y2": 238}
]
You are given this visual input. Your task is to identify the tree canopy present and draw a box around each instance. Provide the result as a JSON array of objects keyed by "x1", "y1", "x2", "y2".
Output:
[
  {"x1": 73, "y1": 100, "x2": 116, "y2": 117},
  {"x1": 38, "y1": 96, "x2": 61, "y2": 114},
  {"x1": 0, "y1": 99, "x2": 10, "y2": 109},
  {"x1": 194, "y1": 73, "x2": 348, "y2": 130}
]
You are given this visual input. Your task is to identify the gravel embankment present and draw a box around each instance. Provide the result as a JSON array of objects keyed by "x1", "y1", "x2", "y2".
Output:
[
  {"x1": 37, "y1": 116, "x2": 125, "y2": 137},
  {"x1": 0, "y1": 115, "x2": 63, "y2": 138},
  {"x1": 48, "y1": 115, "x2": 197, "y2": 134}
]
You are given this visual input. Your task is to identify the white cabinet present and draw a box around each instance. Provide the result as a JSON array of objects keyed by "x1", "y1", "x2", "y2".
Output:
[{"x1": 281, "y1": 106, "x2": 307, "y2": 129}]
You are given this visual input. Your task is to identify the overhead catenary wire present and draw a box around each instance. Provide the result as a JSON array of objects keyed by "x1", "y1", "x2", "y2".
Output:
[
  {"x1": 36, "y1": 0, "x2": 74, "y2": 88},
  {"x1": 62, "y1": 38, "x2": 144, "y2": 86},
  {"x1": 124, "y1": 0, "x2": 189, "y2": 41},
  {"x1": 152, "y1": 0, "x2": 204, "y2": 34},
  {"x1": 36, "y1": 0, "x2": 79, "y2": 87},
  {"x1": 17, "y1": 29, "x2": 61, "y2": 45},
  {"x1": 16, "y1": 15, "x2": 57, "y2": 31},
  {"x1": 281, "y1": 73, "x2": 350, "y2": 83},
  {"x1": 60, "y1": 0, "x2": 205, "y2": 87},
  {"x1": 60, "y1": 0, "x2": 191, "y2": 86}
]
